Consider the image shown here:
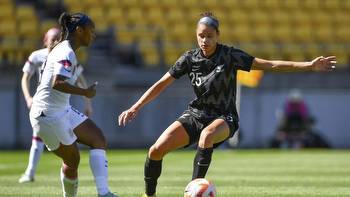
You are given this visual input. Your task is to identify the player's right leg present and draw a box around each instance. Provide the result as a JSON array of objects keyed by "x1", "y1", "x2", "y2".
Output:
[
  {"x1": 143, "y1": 121, "x2": 190, "y2": 197},
  {"x1": 19, "y1": 136, "x2": 44, "y2": 183},
  {"x1": 73, "y1": 117, "x2": 117, "y2": 197},
  {"x1": 53, "y1": 143, "x2": 80, "y2": 197}
]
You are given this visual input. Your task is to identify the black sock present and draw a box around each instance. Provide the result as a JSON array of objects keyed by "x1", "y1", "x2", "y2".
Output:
[
  {"x1": 144, "y1": 156, "x2": 162, "y2": 196},
  {"x1": 192, "y1": 147, "x2": 213, "y2": 180}
]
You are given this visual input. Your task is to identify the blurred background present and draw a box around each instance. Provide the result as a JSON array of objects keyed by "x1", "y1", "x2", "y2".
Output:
[{"x1": 0, "y1": 0, "x2": 349, "y2": 149}]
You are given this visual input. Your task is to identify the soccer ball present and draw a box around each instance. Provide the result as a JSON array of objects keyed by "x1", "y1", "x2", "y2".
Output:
[{"x1": 184, "y1": 178, "x2": 216, "y2": 197}]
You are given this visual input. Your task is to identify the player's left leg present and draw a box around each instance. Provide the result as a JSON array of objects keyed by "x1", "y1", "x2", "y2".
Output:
[
  {"x1": 192, "y1": 119, "x2": 231, "y2": 179},
  {"x1": 19, "y1": 136, "x2": 44, "y2": 183},
  {"x1": 73, "y1": 119, "x2": 117, "y2": 197}
]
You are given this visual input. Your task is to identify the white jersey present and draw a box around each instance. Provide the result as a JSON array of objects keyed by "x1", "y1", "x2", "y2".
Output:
[
  {"x1": 22, "y1": 48, "x2": 49, "y2": 79},
  {"x1": 31, "y1": 40, "x2": 84, "y2": 116}
]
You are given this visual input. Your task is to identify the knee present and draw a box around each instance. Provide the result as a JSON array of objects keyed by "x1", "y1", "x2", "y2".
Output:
[
  {"x1": 149, "y1": 144, "x2": 166, "y2": 160},
  {"x1": 199, "y1": 129, "x2": 215, "y2": 147},
  {"x1": 65, "y1": 151, "x2": 80, "y2": 169},
  {"x1": 90, "y1": 129, "x2": 107, "y2": 149}
]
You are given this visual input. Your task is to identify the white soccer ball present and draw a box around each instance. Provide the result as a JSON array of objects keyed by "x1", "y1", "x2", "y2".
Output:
[{"x1": 184, "y1": 178, "x2": 217, "y2": 197}]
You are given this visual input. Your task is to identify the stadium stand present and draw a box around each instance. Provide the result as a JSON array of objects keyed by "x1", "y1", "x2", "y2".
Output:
[{"x1": 0, "y1": 0, "x2": 349, "y2": 69}]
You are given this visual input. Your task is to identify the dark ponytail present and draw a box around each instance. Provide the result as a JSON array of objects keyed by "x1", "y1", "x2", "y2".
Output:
[{"x1": 49, "y1": 12, "x2": 93, "y2": 51}]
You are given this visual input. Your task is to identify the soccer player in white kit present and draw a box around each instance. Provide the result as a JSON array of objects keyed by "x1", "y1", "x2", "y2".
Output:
[
  {"x1": 29, "y1": 12, "x2": 117, "y2": 197},
  {"x1": 19, "y1": 28, "x2": 93, "y2": 183}
]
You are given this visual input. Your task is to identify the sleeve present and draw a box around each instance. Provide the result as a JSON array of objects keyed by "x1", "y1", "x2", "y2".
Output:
[
  {"x1": 229, "y1": 47, "x2": 255, "y2": 72},
  {"x1": 22, "y1": 52, "x2": 37, "y2": 76},
  {"x1": 168, "y1": 52, "x2": 190, "y2": 79},
  {"x1": 53, "y1": 50, "x2": 77, "y2": 79},
  {"x1": 53, "y1": 59, "x2": 73, "y2": 79}
]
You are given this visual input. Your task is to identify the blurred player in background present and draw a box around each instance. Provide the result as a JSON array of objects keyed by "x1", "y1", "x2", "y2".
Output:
[
  {"x1": 118, "y1": 12, "x2": 336, "y2": 197},
  {"x1": 19, "y1": 28, "x2": 93, "y2": 183},
  {"x1": 29, "y1": 12, "x2": 117, "y2": 197},
  {"x1": 270, "y1": 89, "x2": 329, "y2": 148}
]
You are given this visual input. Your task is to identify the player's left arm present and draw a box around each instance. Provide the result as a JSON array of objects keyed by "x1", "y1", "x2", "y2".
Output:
[
  {"x1": 251, "y1": 56, "x2": 337, "y2": 72},
  {"x1": 76, "y1": 74, "x2": 93, "y2": 117}
]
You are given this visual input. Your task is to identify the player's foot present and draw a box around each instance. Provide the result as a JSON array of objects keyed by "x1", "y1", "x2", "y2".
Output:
[
  {"x1": 141, "y1": 193, "x2": 156, "y2": 197},
  {"x1": 98, "y1": 192, "x2": 119, "y2": 197},
  {"x1": 18, "y1": 174, "x2": 34, "y2": 183}
]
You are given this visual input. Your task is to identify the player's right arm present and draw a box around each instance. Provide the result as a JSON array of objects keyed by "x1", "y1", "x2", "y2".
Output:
[
  {"x1": 21, "y1": 72, "x2": 33, "y2": 109},
  {"x1": 52, "y1": 74, "x2": 97, "y2": 98},
  {"x1": 118, "y1": 72, "x2": 175, "y2": 126}
]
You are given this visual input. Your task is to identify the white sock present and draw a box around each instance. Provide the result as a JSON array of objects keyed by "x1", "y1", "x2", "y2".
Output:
[
  {"x1": 89, "y1": 149, "x2": 109, "y2": 195},
  {"x1": 60, "y1": 168, "x2": 78, "y2": 197},
  {"x1": 24, "y1": 139, "x2": 44, "y2": 178}
]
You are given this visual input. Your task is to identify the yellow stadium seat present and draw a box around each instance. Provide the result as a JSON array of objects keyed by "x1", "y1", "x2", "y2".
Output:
[
  {"x1": 18, "y1": 21, "x2": 39, "y2": 39},
  {"x1": 102, "y1": 0, "x2": 119, "y2": 8},
  {"x1": 293, "y1": 25, "x2": 314, "y2": 43},
  {"x1": 260, "y1": 0, "x2": 282, "y2": 10},
  {"x1": 0, "y1": 0, "x2": 12, "y2": 5},
  {"x1": 87, "y1": 7, "x2": 109, "y2": 33},
  {"x1": 106, "y1": 7, "x2": 128, "y2": 26},
  {"x1": 115, "y1": 0, "x2": 139, "y2": 10},
  {"x1": 229, "y1": 10, "x2": 249, "y2": 26},
  {"x1": 146, "y1": 8, "x2": 167, "y2": 29},
  {"x1": 16, "y1": 5, "x2": 36, "y2": 20},
  {"x1": 240, "y1": 0, "x2": 260, "y2": 10},
  {"x1": 182, "y1": 0, "x2": 198, "y2": 9},
  {"x1": 166, "y1": 9, "x2": 185, "y2": 25},
  {"x1": 311, "y1": 12, "x2": 332, "y2": 27},
  {"x1": 281, "y1": 44, "x2": 306, "y2": 61},
  {"x1": 322, "y1": 0, "x2": 341, "y2": 10},
  {"x1": 116, "y1": 27, "x2": 137, "y2": 45},
  {"x1": 0, "y1": 36, "x2": 19, "y2": 52},
  {"x1": 84, "y1": 0, "x2": 100, "y2": 8},
  {"x1": 21, "y1": 38, "x2": 39, "y2": 54},
  {"x1": 40, "y1": 19, "x2": 58, "y2": 34},
  {"x1": 164, "y1": 44, "x2": 183, "y2": 66},
  {"x1": 283, "y1": 0, "x2": 299, "y2": 10},
  {"x1": 159, "y1": 0, "x2": 179, "y2": 9},
  {"x1": 272, "y1": 25, "x2": 293, "y2": 44},
  {"x1": 291, "y1": 11, "x2": 311, "y2": 26},
  {"x1": 0, "y1": 4, "x2": 14, "y2": 20},
  {"x1": 64, "y1": 0, "x2": 86, "y2": 13},
  {"x1": 231, "y1": 24, "x2": 253, "y2": 43},
  {"x1": 249, "y1": 10, "x2": 270, "y2": 26},
  {"x1": 127, "y1": 8, "x2": 147, "y2": 26},
  {"x1": 302, "y1": 0, "x2": 320, "y2": 11},
  {"x1": 239, "y1": 43, "x2": 259, "y2": 57},
  {"x1": 186, "y1": 8, "x2": 203, "y2": 24},
  {"x1": 140, "y1": 0, "x2": 160, "y2": 9},
  {"x1": 262, "y1": 43, "x2": 282, "y2": 59},
  {"x1": 252, "y1": 25, "x2": 273, "y2": 43},
  {"x1": 313, "y1": 25, "x2": 334, "y2": 44},
  {"x1": 139, "y1": 43, "x2": 160, "y2": 66},
  {"x1": 270, "y1": 11, "x2": 291, "y2": 25},
  {"x1": 333, "y1": 11, "x2": 350, "y2": 27},
  {"x1": 0, "y1": 21, "x2": 17, "y2": 36},
  {"x1": 304, "y1": 44, "x2": 321, "y2": 60},
  {"x1": 335, "y1": 26, "x2": 350, "y2": 43}
]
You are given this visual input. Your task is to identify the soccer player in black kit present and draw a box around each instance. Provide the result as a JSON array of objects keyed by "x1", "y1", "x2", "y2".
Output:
[{"x1": 118, "y1": 12, "x2": 336, "y2": 197}]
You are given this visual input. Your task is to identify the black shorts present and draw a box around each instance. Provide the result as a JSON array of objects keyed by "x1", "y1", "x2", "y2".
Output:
[{"x1": 177, "y1": 109, "x2": 239, "y2": 148}]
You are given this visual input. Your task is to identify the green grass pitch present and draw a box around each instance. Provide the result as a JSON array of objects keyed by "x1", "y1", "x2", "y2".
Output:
[{"x1": 0, "y1": 149, "x2": 349, "y2": 196}]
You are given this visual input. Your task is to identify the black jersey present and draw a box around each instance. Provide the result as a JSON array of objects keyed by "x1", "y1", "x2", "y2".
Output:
[{"x1": 168, "y1": 44, "x2": 254, "y2": 122}]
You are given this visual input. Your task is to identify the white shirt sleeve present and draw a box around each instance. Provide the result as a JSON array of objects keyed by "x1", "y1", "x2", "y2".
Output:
[
  {"x1": 53, "y1": 59, "x2": 73, "y2": 79},
  {"x1": 22, "y1": 52, "x2": 38, "y2": 76}
]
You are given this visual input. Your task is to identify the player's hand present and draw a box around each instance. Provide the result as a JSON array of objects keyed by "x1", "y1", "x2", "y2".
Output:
[
  {"x1": 118, "y1": 108, "x2": 138, "y2": 126},
  {"x1": 25, "y1": 97, "x2": 33, "y2": 109},
  {"x1": 311, "y1": 56, "x2": 337, "y2": 71},
  {"x1": 85, "y1": 81, "x2": 98, "y2": 98}
]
